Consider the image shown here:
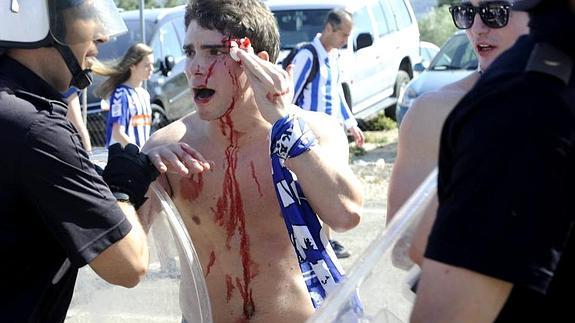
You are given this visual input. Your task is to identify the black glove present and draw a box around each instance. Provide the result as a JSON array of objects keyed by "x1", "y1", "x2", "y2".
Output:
[
  {"x1": 93, "y1": 164, "x2": 104, "y2": 176},
  {"x1": 102, "y1": 143, "x2": 160, "y2": 210}
]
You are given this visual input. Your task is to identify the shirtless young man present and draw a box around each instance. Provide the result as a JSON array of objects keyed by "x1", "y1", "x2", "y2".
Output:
[
  {"x1": 142, "y1": 0, "x2": 363, "y2": 322},
  {"x1": 386, "y1": 0, "x2": 529, "y2": 265}
]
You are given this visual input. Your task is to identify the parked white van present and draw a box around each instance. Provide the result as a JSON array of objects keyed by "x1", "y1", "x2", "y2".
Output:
[{"x1": 266, "y1": 0, "x2": 420, "y2": 122}]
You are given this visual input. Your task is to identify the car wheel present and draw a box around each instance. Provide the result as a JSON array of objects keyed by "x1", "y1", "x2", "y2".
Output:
[
  {"x1": 151, "y1": 104, "x2": 169, "y2": 133},
  {"x1": 386, "y1": 70, "x2": 411, "y2": 121}
]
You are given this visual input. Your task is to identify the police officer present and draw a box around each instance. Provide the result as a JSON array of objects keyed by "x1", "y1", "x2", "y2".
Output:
[
  {"x1": 411, "y1": 0, "x2": 575, "y2": 322},
  {"x1": 0, "y1": 1, "x2": 160, "y2": 322}
]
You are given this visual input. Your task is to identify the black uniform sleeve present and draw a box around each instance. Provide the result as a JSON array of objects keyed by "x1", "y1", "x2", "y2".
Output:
[
  {"x1": 20, "y1": 113, "x2": 131, "y2": 267},
  {"x1": 426, "y1": 78, "x2": 575, "y2": 294}
]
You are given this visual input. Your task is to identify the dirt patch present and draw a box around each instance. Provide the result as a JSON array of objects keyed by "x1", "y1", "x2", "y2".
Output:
[{"x1": 350, "y1": 129, "x2": 398, "y2": 207}]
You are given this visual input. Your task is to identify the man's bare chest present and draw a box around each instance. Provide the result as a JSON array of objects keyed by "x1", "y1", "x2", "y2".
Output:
[
  {"x1": 166, "y1": 142, "x2": 286, "y2": 241},
  {"x1": 172, "y1": 148, "x2": 276, "y2": 203}
]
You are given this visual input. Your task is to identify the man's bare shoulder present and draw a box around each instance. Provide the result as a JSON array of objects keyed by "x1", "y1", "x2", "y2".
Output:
[
  {"x1": 405, "y1": 72, "x2": 479, "y2": 131},
  {"x1": 402, "y1": 90, "x2": 458, "y2": 135},
  {"x1": 146, "y1": 112, "x2": 204, "y2": 147},
  {"x1": 439, "y1": 71, "x2": 480, "y2": 93},
  {"x1": 411, "y1": 87, "x2": 466, "y2": 116}
]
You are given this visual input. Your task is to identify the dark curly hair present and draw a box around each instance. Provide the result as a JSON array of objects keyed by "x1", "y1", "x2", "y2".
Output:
[{"x1": 185, "y1": 0, "x2": 280, "y2": 63}]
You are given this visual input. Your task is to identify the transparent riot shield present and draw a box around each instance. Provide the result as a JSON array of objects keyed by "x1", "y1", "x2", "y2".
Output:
[
  {"x1": 66, "y1": 150, "x2": 212, "y2": 323},
  {"x1": 306, "y1": 169, "x2": 438, "y2": 323}
]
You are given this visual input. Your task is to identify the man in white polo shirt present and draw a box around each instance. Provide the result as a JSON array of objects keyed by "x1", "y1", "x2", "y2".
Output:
[{"x1": 291, "y1": 9, "x2": 365, "y2": 258}]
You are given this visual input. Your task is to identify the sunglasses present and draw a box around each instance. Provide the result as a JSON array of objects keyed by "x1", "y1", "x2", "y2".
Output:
[{"x1": 449, "y1": 1, "x2": 512, "y2": 30}]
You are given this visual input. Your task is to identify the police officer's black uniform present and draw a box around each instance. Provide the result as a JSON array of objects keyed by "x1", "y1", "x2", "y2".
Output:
[
  {"x1": 425, "y1": 2, "x2": 575, "y2": 322},
  {"x1": 0, "y1": 55, "x2": 133, "y2": 322}
]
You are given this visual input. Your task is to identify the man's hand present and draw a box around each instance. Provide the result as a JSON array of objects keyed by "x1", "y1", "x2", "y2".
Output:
[
  {"x1": 231, "y1": 46, "x2": 293, "y2": 124},
  {"x1": 349, "y1": 125, "x2": 365, "y2": 147},
  {"x1": 102, "y1": 143, "x2": 159, "y2": 210},
  {"x1": 144, "y1": 142, "x2": 212, "y2": 177}
]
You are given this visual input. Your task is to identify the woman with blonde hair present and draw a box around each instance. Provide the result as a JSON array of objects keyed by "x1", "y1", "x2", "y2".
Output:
[{"x1": 97, "y1": 43, "x2": 154, "y2": 148}]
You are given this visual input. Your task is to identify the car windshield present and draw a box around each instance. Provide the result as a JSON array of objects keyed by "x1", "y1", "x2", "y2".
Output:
[
  {"x1": 97, "y1": 19, "x2": 154, "y2": 63},
  {"x1": 273, "y1": 9, "x2": 330, "y2": 49},
  {"x1": 429, "y1": 34, "x2": 478, "y2": 71}
]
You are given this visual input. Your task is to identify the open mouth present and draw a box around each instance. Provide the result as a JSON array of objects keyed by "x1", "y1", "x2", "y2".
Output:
[
  {"x1": 477, "y1": 44, "x2": 495, "y2": 53},
  {"x1": 193, "y1": 87, "x2": 216, "y2": 102}
]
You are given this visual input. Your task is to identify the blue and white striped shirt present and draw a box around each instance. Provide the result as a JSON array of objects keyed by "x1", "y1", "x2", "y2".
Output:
[
  {"x1": 105, "y1": 85, "x2": 152, "y2": 148},
  {"x1": 291, "y1": 35, "x2": 357, "y2": 129}
]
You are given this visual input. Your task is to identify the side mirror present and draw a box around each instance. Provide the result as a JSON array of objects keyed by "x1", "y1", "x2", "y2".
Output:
[
  {"x1": 414, "y1": 62, "x2": 426, "y2": 73},
  {"x1": 160, "y1": 55, "x2": 176, "y2": 76},
  {"x1": 153, "y1": 59, "x2": 162, "y2": 73},
  {"x1": 355, "y1": 33, "x2": 373, "y2": 52}
]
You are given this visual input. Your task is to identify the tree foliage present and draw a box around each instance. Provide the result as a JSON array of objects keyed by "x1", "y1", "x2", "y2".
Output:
[
  {"x1": 114, "y1": 0, "x2": 153, "y2": 10},
  {"x1": 163, "y1": 0, "x2": 186, "y2": 7},
  {"x1": 418, "y1": 5, "x2": 458, "y2": 47},
  {"x1": 114, "y1": 0, "x2": 186, "y2": 10}
]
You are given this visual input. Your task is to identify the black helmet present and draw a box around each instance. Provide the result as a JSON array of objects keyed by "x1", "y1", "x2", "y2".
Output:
[{"x1": 513, "y1": 0, "x2": 552, "y2": 11}]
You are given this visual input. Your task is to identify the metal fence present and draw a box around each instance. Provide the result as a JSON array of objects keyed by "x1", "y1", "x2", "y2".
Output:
[{"x1": 87, "y1": 110, "x2": 108, "y2": 147}]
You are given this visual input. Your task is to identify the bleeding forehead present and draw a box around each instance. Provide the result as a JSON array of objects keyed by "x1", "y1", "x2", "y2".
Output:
[{"x1": 184, "y1": 20, "x2": 226, "y2": 47}]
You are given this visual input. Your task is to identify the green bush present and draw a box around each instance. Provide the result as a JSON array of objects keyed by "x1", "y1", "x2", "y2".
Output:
[
  {"x1": 349, "y1": 145, "x2": 367, "y2": 157},
  {"x1": 418, "y1": 5, "x2": 458, "y2": 47},
  {"x1": 362, "y1": 113, "x2": 397, "y2": 131}
]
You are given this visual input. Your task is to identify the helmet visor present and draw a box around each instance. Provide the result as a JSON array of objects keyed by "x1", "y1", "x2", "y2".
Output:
[{"x1": 49, "y1": 0, "x2": 127, "y2": 46}]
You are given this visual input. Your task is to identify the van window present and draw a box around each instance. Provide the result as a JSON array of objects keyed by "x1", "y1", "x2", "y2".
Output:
[
  {"x1": 172, "y1": 16, "x2": 186, "y2": 47},
  {"x1": 379, "y1": 0, "x2": 398, "y2": 32},
  {"x1": 369, "y1": 3, "x2": 390, "y2": 36},
  {"x1": 388, "y1": 0, "x2": 412, "y2": 29},
  {"x1": 273, "y1": 9, "x2": 330, "y2": 49},
  {"x1": 97, "y1": 19, "x2": 154, "y2": 62},
  {"x1": 158, "y1": 22, "x2": 184, "y2": 60},
  {"x1": 149, "y1": 36, "x2": 162, "y2": 66},
  {"x1": 352, "y1": 7, "x2": 373, "y2": 49}
]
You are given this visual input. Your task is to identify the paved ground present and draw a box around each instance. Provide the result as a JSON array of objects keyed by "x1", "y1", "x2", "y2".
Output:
[
  {"x1": 329, "y1": 205, "x2": 415, "y2": 322},
  {"x1": 329, "y1": 131, "x2": 415, "y2": 322}
]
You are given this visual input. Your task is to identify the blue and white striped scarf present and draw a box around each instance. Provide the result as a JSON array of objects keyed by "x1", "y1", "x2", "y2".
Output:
[{"x1": 270, "y1": 114, "x2": 362, "y2": 316}]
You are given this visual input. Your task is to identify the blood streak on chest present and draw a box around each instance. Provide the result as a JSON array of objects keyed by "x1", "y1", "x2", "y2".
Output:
[
  {"x1": 249, "y1": 161, "x2": 263, "y2": 197},
  {"x1": 205, "y1": 250, "x2": 216, "y2": 277},
  {"x1": 226, "y1": 274, "x2": 235, "y2": 302},
  {"x1": 210, "y1": 62, "x2": 257, "y2": 320}
]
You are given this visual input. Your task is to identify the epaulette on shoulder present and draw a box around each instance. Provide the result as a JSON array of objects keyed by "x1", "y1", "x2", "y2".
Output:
[
  {"x1": 526, "y1": 43, "x2": 573, "y2": 85},
  {"x1": 13, "y1": 90, "x2": 54, "y2": 111},
  {"x1": 0, "y1": 79, "x2": 16, "y2": 95}
]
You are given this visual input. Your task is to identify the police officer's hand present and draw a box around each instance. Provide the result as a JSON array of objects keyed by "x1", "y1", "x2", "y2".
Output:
[{"x1": 103, "y1": 143, "x2": 160, "y2": 210}]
